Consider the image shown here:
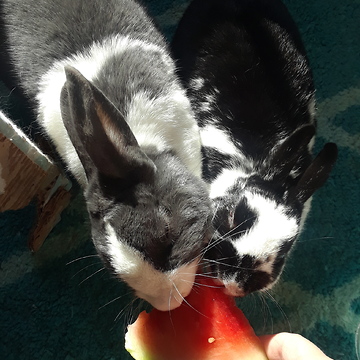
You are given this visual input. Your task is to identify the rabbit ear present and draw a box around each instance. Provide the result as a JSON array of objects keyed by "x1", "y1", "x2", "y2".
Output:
[
  {"x1": 267, "y1": 125, "x2": 315, "y2": 180},
  {"x1": 60, "y1": 66, "x2": 156, "y2": 183},
  {"x1": 289, "y1": 142, "x2": 338, "y2": 203}
]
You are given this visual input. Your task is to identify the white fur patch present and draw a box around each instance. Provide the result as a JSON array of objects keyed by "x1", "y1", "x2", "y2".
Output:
[
  {"x1": 104, "y1": 223, "x2": 199, "y2": 311},
  {"x1": 205, "y1": 93, "x2": 216, "y2": 104},
  {"x1": 308, "y1": 135, "x2": 316, "y2": 152},
  {"x1": 199, "y1": 101, "x2": 212, "y2": 113},
  {"x1": 256, "y1": 256, "x2": 276, "y2": 275},
  {"x1": 127, "y1": 89, "x2": 202, "y2": 178},
  {"x1": 308, "y1": 95, "x2": 316, "y2": 123},
  {"x1": 200, "y1": 125, "x2": 240, "y2": 156},
  {"x1": 197, "y1": 94, "x2": 216, "y2": 113},
  {"x1": 209, "y1": 168, "x2": 250, "y2": 199},
  {"x1": 221, "y1": 256, "x2": 278, "y2": 296},
  {"x1": 233, "y1": 191, "x2": 298, "y2": 259},
  {"x1": 222, "y1": 279, "x2": 245, "y2": 297},
  {"x1": 189, "y1": 77, "x2": 205, "y2": 91},
  {"x1": 37, "y1": 34, "x2": 202, "y2": 184},
  {"x1": 300, "y1": 196, "x2": 312, "y2": 231}
]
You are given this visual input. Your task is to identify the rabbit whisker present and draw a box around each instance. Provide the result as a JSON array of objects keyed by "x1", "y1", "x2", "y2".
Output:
[
  {"x1": 78, "y1": 267, "x2": 106, "y2": 285},
  {"x1": 115, "y1": 298, "x2": 136, "y2": 324},
  {"x1": 203, "y1": 257, "x2": 254, "y2": 271},
  {"x1": 172, "y1": 281, "x2": 208, "y2": 319},
  {"x1": 71, "y1": 262, "x2": 103, "y2": 280},
  {"x1": 192, "y1": 281, "x2": 223, "y2": 289},
  {"x1": 298, "y1": 236, "x2": 334, "y2": 243},
  {"x1": 263, "y1": 289, "x2": 291, "y2": 332},
  {"x1": 167, "y1": 284, "x2": 176, "y2": 332},
  {"x1": 257, "y1": 291, "x2": 274, "y2": 334},
  {"x1": 98, "y1": 291, "x2": 133, "y2": 311},
  {"x1": 66, "y1": 254, "x2": 99, "y2": 265},
  {"x1": 199, "y1": 215, "x2": 255, "y2": 256}
]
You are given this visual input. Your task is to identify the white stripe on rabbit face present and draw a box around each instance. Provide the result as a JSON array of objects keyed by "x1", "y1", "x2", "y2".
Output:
[
  {"x1": 233, "y1": 190, "x2": 298, "y2": 258},
  {"x1": 104, "y1": 222, "x2": 199, "y2": 311},
  {"x1": 212, "y1": 190, "x2": 299, "y2": 296}
]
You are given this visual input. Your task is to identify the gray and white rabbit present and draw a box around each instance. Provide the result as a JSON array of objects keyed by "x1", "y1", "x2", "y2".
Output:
[
  {"x1": 1, "y1": 0, "x2": 213, "y2": 311},
  {"x1": 172, "y1": 0, "x2": 337, "y2": 296}
]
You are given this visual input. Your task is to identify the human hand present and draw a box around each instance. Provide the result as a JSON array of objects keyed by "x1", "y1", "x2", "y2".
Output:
[{"x1": 260, "y1": 332, "x2": 333, "y2": 360}]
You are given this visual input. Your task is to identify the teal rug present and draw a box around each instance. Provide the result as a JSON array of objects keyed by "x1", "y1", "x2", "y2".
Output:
[{"x1": 0, "y1": 0, "x2": 359, "y2": 359}]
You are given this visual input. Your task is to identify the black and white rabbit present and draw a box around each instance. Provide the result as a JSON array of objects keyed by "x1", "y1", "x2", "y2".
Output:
[
  {"x1": 1, "y1": 0, "x2": 213, "y2": 311},
  {"x1": 172, "y1": 0, "x2": 337, "y2": 296}
]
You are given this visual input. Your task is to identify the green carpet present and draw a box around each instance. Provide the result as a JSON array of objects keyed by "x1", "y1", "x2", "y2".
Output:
[{"x1": 0, "y1": 0, "x2": 359, "y2": 359}]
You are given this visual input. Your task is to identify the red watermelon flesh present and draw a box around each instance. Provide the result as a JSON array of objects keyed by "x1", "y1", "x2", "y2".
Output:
[{"x1": 125, "y1": 275, "x2": 268, "y2": 360}]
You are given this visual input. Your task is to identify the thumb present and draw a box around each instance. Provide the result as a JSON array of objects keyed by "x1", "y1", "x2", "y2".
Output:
[{"x1": 259, "y1": 333, "x2": 333, "y2": 360}]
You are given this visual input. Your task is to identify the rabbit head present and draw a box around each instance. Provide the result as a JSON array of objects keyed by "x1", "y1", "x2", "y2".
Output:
[
  {"x1": 60, "y1": 67, "x2": 213, "y2": 310},
  {"x1": 204, "y1": 125, "x2": 337, "y2": 296}
]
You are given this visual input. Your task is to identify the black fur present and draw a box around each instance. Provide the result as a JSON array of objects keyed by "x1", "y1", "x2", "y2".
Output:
[{"x1": 172, "y1": 0, "x2": 337, "y2": 296}]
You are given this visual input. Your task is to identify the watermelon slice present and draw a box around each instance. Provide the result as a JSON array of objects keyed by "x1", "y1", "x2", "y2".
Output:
[{"x1": 125, "y1": 275, "x2": 268, "y2": 360}]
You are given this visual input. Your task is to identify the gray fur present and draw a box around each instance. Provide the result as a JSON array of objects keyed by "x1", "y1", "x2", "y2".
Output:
[
  {"x1": 2, "y1": 0, "x2": 212, "y2": 310},
  {"x1": 2, "y1": 0, "x2": 165, "y2": 98}
]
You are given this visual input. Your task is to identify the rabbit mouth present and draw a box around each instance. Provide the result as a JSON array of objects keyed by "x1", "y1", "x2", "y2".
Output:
[
  {"x1": 214, "y1": 257, "x2": 275, "y2": 297},
  {"x1": 129, "y1": 259, "x2": 200, "y2": 311},
  {"x1": 221, "y1": 272, "x2": 273, "y2": 297},
  {"x1": 203, "y1": 237, "x2": 287, "y2": 297}
]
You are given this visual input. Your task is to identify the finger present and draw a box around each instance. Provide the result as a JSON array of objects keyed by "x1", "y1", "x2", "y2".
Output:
[{"x1": 259, "y1": 333, "x2": 333, "y2": 360}]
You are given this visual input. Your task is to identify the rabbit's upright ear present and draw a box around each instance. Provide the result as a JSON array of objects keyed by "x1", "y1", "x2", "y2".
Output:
[
  {"x1": 267, "y1": 124, "x2": 315, "y2": 180},
  {"x1": 60, "y1": 66, "x2": 156, "y2": 183},
  {"x1": 290, "y1": 142, "x2": 338, "y2": 203}
]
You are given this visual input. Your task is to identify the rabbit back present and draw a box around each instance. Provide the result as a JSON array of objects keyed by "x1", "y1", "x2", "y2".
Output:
[
  {"x1": 3, "y1": 0, "x2": 202, "y2": 184},
  {"x1": 173, "y1": 0, "x2": 315, "y2": 164},
  {"x1": 172, "y1": 0, "x2": 337, "y2": 296},
  {"x1": 3, "y1": 0, "x2": 165, "y2": 96},
  {"x1": 2, "y1": 0, "x2": 212, "y2": 311}
]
